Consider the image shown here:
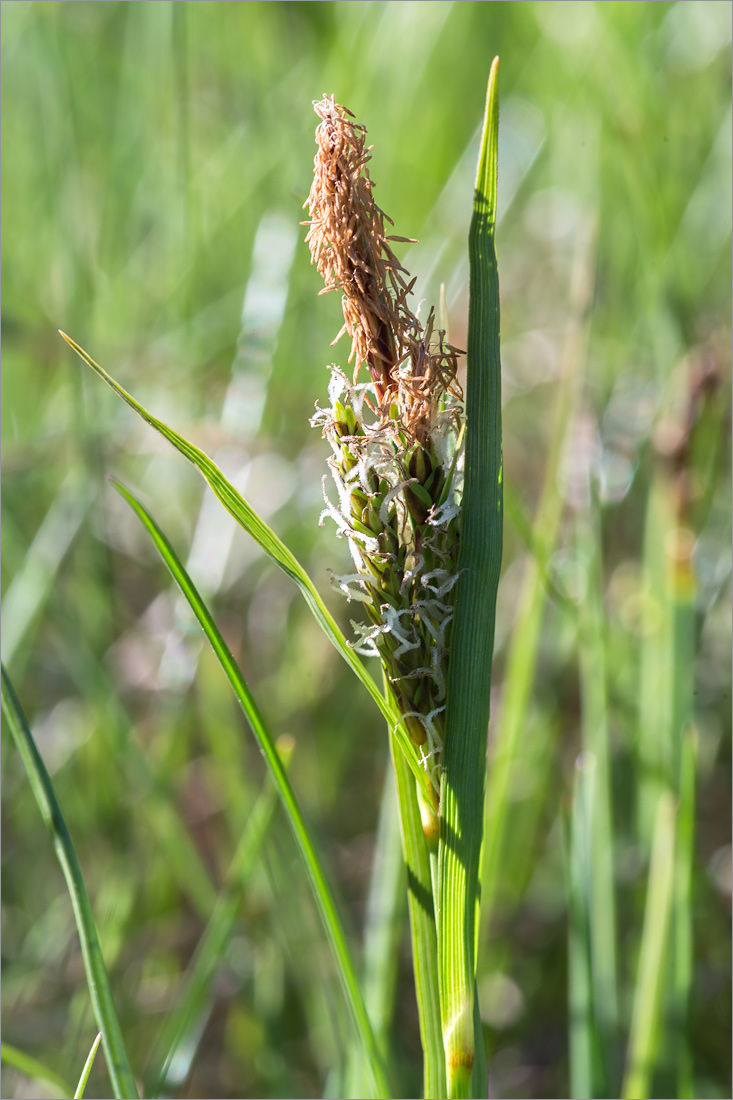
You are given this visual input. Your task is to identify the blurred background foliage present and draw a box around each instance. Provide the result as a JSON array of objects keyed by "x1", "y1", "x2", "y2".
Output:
[{"x1": 1, "y1": 2, "x2": 730, "y2": 1098}]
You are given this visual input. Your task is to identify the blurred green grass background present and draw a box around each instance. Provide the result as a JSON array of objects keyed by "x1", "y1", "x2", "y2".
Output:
[{"x1": 2, "y1": 3, "x2": 731, "y2": 1098}]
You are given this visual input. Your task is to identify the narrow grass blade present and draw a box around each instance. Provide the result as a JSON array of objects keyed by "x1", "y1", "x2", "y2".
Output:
[
  {"x1": 361, "y1": 769, "x2": 406, "y2": 1040},
  {"x1": 148, "y1": 765, "x2": 284, "y2": 1094},
  {"x1": 390, "y1": 735, "x2": 446, "y2": 1100},
  {"x1": 637, "y1": 422, "x2": 698, "y2": 1095},
  {"x1": 567, "y1": 755, "x2": 601, "y2": 1100},
  {"x1": 636, "y1": 480, "x2": 675, "y2": 848},
  {"x1": 344, "y1": 764, "x2": 406, "y2": 1098},
  {"x1": 58, "y1": 330, "x2": 432, "y2": 808},
  {"x1": 111, "y1": 479, "x2": 391, "y2": 1100},
  {"x1": 74, "y1": 1032, "x2": 102, "y2": 1099},
  {"x1": 438, "y1": 58, "x2": 502, "y2": 1099},
  {"x1": 673, "y1": 729, "x2": 697, "y2": 1099},
  {"x1": 622, "y1": 792, "x2": 677, "y2": 1100},
  {"x1": 577, "y1": 503, "x2": 618, "y2": 1090},
  {"x1": 637, "y1": 478, "x2": 695, "y2": 849},
  {"x1": 1, "y1": 668, "x2": 139, "y2": 1100},
  {"x1": 1, "y1": 1042, "x2": 72, "y2": 1099},
  {"x1": 668, "y1": 525, "x2": 697, "y2": 1098}
]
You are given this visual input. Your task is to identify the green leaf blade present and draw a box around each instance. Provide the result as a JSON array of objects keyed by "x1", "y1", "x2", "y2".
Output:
[
  {"x1": 111, "y1": 479, "x2": 391, "y2": 1100},
  {"x1": 622, "y1": 792, "x2": 677, "y2": 1100},
  {"x1": 74, "y1": 1033, "x2": 102, "y2": 1100},
  {"x1": 58, "y1": 331, "x2": 433, "y2": 808},
  {"x1": 1, "y1": 670, "x2": 139, "y2": 1100},
  {"x1": 438, "y1": 57, "x2": 502, "y2": 1100}
]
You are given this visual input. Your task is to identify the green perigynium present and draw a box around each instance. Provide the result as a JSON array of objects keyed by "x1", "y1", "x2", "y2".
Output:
[{"x1": 305, "y1": 95, "x2": 465, "y2": 801}]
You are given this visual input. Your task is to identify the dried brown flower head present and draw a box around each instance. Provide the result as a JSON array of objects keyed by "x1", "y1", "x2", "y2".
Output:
[{"x1": 304, "y1": 94, "x2": 461, "y2": 444}]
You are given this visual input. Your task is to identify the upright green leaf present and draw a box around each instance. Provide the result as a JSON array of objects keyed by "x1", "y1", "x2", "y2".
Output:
[
  {"x1": 622, "y1": 792, "x2": 677, "y2": 1100},
  {"x1": 673, "y1": 729, "x2": 698, "y2": 1099},
  {"x1": 1, "y1": 668, "x2": 138, "y2": 1100},
  {"x1": 438, "y1": 58, "x2": 502, "y2": 1100},
  {"x1": 567, "y1": 756, "x2": 602, "y2": 1100},
  {"x1": 576, "y1": 501, "x2": 618, "y2": 1093},
  {"x1": 344, "y1": 763, "x2": 405, "y2": 1099}
]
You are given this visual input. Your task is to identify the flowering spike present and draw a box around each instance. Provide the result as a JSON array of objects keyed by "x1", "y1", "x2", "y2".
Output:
[{"x1": 306, "y1": 96, "x2": 466, "y2": 797}]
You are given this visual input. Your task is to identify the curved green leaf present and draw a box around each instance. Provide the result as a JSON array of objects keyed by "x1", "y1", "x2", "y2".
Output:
[
  {"x1": 111, "y1": 478, "x2": 391, "y2": 1100},
  {"x1": 75, "y1": 1033, "x2": 102, "y2": 1100},
  {"x1": 1, "y1": 668, "x2": 139, "y2": 1100},
  {"x1": 58, "y1": 331, "x2": 432, "y2": 808}
]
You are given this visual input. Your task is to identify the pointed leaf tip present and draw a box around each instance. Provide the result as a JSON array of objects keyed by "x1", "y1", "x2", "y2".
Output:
[{"x1": 474, "y1": 57, "x2": 500, "y2": 227}]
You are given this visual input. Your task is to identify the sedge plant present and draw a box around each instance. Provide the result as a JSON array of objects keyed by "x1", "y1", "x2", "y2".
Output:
[
  {"x1": 5, "y1": 9, "x2": 731, "y2": 1099},
  {"x1": 10, "y1": 63, "x2": 502, "y2": 1099},
  {"x1": 303, "y1": 67, "x2": 503, "y2": 1098}
]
